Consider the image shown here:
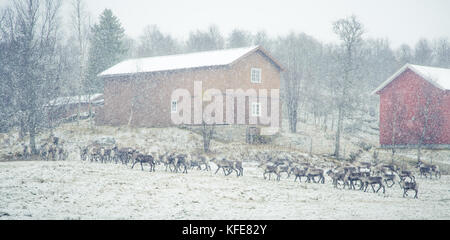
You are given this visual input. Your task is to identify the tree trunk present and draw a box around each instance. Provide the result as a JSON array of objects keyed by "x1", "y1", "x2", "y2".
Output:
[
  {"x1": 417, "y1": 143, "x2": 422, "y2": 163},
  {"x1": 19, "y1": 119, "x2": 26, "y2": 140},
  {"x1": 334, "y1": 105, "x2": 344, "y2": 159},
  {"x1": 290, "y1": 111, "x2": 297, "y2": 133},
  {"x1": 28, "y1": 112, "x2": 37, "y2": 155},
  {"x1": 331, "y1": 113, "x2": 335, "y2": 132},
  {"x1": 391, "y1": 148, "x2": 396, "y2": 164}
]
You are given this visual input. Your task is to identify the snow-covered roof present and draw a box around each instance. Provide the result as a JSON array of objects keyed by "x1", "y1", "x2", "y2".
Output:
[
  {"x1": 98, "y1": 45, "x2": 283, "y2": 77},
  {"x1": 44, "y1": 93, "x2": 104, "y2": 107},
  {"x1": 372, "y1": 64, "x2": 450, "y2": 95}
]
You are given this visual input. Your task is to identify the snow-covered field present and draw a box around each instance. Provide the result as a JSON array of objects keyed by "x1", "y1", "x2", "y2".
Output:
[
  {"x1": 1, "y1": 120, "x2": 449, "y2": 219},
  {"x1": 1, "y1": 160, "x2": 449, "y2": 220}
]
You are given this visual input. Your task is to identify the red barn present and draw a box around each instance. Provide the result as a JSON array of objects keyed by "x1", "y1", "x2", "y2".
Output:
[
  {"x1": 96, "y1": 46, "x2": 283, "y2": 132},
  {"x1": 372, "y1": 64, "x2": 450, "y2": 149}
]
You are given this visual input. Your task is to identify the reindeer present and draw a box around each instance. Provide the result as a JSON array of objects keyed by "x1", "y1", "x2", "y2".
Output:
[
  {"x1": 399, "y1": 179, "x2": 419, "y2": 198},
  {"x1": 56, "y1": 146, "x2": 68, "y2": 161},
  {"x1": 131, "y1": 152, "x2": 156, "y2": 172},
  {"x1": 88, "y1": 146, "x2": 102, "y2": 162},
  {"x1": 231, "y1": 160, "x2": 243, "y2": 177},
  {"x1": 175, "y1": 154, "x2": 190, "y2": 174},
  {"x1": 22, "y1": 145, "x2": 32, "y2": 159},
  {"x1": 79, "y1": 146, "x2": 89, "y2": 161},
  {"x1": 291, "y1": 166, "x2": 308, "y2": 183},
  {"x1": 110, "y1": 146, "x2": 118, "y2": 164},
  {"x1": 382, "y1": 171, "x2": 400, "y2": 188},
  {"x1": 189, "y1": 156, "x2": 202, "y2": 170},
  {"x1": 277, "y1": 162, "x2": 293, "y2": 178},
  {"x1": 360, "y1": 176, "x2": 386, "y2": 194},
  {"x1": 157, "y1": 152, "x2": 173, "y2": 172},
  {"x1": 419, "y1": 165, "x2": 433, "y2": 179},
  {"x1": 326, "y1": 169, "x2": 345, "y2": 188},
  {"x1": 212, "y1": 157, "x2": 236, "y2": 176},
  {"x1": 398, "y1": 170, "x2": 415, "y2": 183},
  {"x1": 166, "y1": 152, "x2": 180, "y2": 172},
  {"x1": 188, "y1": 154, "x2": 211, "y2": 171},
  {"x1": 40, "y1": 143, "x2": 57, "y2": 161},
  {"x1": 305, "y1": 167, "x2": 325, "y2": 184},
  {"x1": 417, "y1": 160, "x2": 441, "y2": 179},
  {"x1": 98, "y1": 147, "x2": 109, "y2": 163},
  {"x1": 344, "y1": 171, "x2": 365, "y2": 190},
  {"x1": 197, "y1": 154, "x2": 212, "y2": 171},
  {"x1": 353, "y1": 162, "x2": 371, "y2": 177},
  {"x1": 117, "y1": 147, "x2": 135, "y2": 165},
  {"x1": 259, "y1": 161, "x2": 281, "y2": 181}
]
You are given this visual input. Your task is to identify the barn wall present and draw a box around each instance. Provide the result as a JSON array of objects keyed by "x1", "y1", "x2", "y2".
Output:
[
  {"x1": 378, "y1": 69, "x2": 450, "y2": 146},
  {"x1": 440, "y1": 91, "x2": 450, "y2": 143},
  {"x1": 99, "y1": 50, "x2": 282, "y2": 128}
]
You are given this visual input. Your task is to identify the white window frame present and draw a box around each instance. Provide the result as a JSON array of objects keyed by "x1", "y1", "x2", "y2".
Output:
[
  {"x1": 251, "y1": 68, "x2": 262, "y2": 83},
  {"x1": 252, "y1": 102, "x2": 261, "y2": 117},
  {"x1": 171, "y1": 100, "x2": 178, "y2": 113}
]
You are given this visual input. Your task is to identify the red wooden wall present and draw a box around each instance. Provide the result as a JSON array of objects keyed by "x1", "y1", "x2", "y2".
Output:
[{"x1": 377, "y1": 69, "x2": 450, "y2": 146}]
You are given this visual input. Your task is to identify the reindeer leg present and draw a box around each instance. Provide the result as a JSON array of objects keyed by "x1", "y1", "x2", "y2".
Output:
[
  {"x1": 376, "y1": 184, "x2": 381, "y2": 193},
  {"x1": 228, "y1": 168, "x2": 234, "y2": 176},
  {"x1": 370, "y1": 184, "x2": 376, "y2": 193},
  {"x1": 226, "y1": 168, "x2": 233, "y2": 176}
]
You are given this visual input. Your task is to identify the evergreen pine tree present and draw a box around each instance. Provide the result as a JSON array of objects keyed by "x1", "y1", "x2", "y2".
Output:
[{"x1": 86, "y1": 9, "x2": 127, "y2": 93}]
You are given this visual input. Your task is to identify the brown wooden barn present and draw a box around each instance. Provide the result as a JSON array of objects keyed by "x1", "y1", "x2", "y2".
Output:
[
  {"x1": 372, "y1": 64, "x2": 450, "y2": 149},
  {"x1": 96, "y1": 46, "x2": 284, "y2": 132}
]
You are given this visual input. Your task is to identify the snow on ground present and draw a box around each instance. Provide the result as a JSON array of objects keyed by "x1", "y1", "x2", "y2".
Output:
[
  {"x1": 1, "y1": 120, "x2": 450, "y2": 219},
  {"x1": 1, "y1": 160, "x2": 449, "y2": 220}
]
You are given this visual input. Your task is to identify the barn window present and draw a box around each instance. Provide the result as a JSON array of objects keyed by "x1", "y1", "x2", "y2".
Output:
[
  {"x1": 251, "y1": 68, "x2": 262, "y2": 83},
  {"x1": 171, "y1": 100, "x2": 178, "y2": 113},
  {"x1": 252, "y1": 102, "x2": 261, "y2": 117}
]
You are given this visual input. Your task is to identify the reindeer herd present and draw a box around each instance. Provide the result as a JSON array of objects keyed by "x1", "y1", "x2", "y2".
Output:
[
  {"x1": 77, "y1": 141, "x2": 444, "y2": 199},
  {"x1": 8, "y1": 135, "x2": 69, "y2": 161},
  {"x1": 254, "y1": 151, "x2": 442, "y2": 199},
  {"x1": 78, "y1": 143, "x2": 243, "y2": 176}
]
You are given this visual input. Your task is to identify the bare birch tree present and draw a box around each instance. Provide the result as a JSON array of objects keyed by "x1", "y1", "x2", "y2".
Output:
[
  {"x1": 70, "y1": 0, "x2": 90, "y2": 122},
  {"x1": 332, "y1": 15, "x2": 364, "y2": 159},
  {"x1": 412, "y1": 86, "x2": 443, "y2": 163},
  {"x1": 0, "y1": 0, "x2": 62, "y2": 153},
  {"x1": 386, "y1": 92, "x2": 407, "y2": 163}
]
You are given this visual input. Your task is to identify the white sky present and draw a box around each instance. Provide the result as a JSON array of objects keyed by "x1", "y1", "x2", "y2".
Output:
[{"x1": 2, "y1": 0, "x2": 450, "y2": 48}]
